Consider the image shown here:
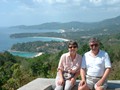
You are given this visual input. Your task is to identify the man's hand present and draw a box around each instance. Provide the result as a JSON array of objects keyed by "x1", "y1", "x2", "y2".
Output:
[
  {"x1": 96, "y1": 79, "x2": 103, "y2": 87},
  {"x1": 79, "y1": 80, "x2": 86, "y2": 86}
]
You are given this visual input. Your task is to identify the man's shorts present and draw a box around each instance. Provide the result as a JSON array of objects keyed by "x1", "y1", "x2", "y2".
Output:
[{"x1": 86, "y1": 75, "x2": 108, "y2": 90}]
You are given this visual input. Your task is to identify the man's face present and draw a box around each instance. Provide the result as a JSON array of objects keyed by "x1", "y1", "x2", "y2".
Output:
[{"x1": 89, "y1": 42, "x2": 99, "y2": 51}]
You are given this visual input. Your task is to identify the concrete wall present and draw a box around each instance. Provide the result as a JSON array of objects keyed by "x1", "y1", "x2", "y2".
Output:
[{"x1": 18, "y1": 78, "x2": 120, "y2": 90}]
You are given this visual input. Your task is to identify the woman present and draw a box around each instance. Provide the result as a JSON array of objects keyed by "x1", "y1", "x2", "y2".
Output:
[{"x1": 55, "y1": 41, "x2": 82, "y2": 90}]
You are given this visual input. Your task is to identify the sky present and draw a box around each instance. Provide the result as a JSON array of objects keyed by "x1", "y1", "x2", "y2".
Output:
[{"x1": 0, "y1": 0, "x2": 120, "y2": 27}]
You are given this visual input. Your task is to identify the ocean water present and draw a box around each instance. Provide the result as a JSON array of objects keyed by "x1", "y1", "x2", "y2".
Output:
[
  {"x1": 0, "y1": 27, "x2": 68, "y2": 57},
  {"x1": 10, "y1": 51, "x2": 38, "y2": 58}
]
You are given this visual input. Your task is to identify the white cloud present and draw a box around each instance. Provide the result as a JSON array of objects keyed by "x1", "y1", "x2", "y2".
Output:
[
  {"x1": 19, "y1": 5, "x2": 34, "y2": 12},
  {"x1": 2, "y1": 0, "x2": 8, "y2": 3},
  {"x1": 1, "y1": 0, "x2": 120, "y2": 27},
  {"x1": 89, "y1": 0, "x2": 120, "y2": 6},
  {"x1": 47, "y1": 0, "x2": 56, "y2": 4},
  {"x1": 89, "y1": 0, "x2": 103, "y2": 6},
  {"x1": 32, "y1": 0, "x2": 83, "y2": 5},
  {"x1": 56, "y1": 0, "x2": 67, "y2": 3},
  {"x1": 0, "y1": 0, "x2": 8, "y2": 4},
  {"x1": 106, "y1": 0, "x2": 120, "y2": 5},
  {"x1": 33, "y1": 0, "x2": 67, "y2": 4},
  {"x1": 33, "y1": 0, "x2": 43, "y2": 3}
]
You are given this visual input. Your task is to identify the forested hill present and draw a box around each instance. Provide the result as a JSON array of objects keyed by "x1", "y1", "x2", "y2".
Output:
[
  {"x1": 10, "y1": 15, "x2": 120, "y2": 31},
  {"x1": 0, "y1": 40, "x2": 120, "y2": 90}
]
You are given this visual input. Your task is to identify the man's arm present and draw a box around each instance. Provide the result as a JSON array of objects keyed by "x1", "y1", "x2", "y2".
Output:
[
  {"x1": 96, "y1": 68, "x2": 111, "y2": 86},
  {"x1": 78, "y1": 68, "x2": 86, "y2": 86},
  {"x1": 70, "y1": 70, "x2": 80, "y2": 85},
  {"x1": 101, "y1": 68, "x2": 111, "y2": 81},
  {"x1": 81, "y1": 68, "x2": 86, "y2": 81}
]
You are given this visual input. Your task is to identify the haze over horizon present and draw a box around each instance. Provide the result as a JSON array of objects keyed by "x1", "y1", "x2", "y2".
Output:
[{"x1": 0, "y1": 0, "x2": 120, "y2": 27}]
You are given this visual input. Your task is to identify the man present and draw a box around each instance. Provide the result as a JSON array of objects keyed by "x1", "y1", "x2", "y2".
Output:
[
  {"x1": 55, "y1": 41, "x2": 82, "y2": 90},
  {"x1": 78, "y1": 38, "x2": 111, "y2": 90}
]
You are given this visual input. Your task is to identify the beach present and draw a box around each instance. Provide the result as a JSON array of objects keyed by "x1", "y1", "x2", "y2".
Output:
[{"x1": 34, "y1": 52, "x2": 43, "y2": 57}]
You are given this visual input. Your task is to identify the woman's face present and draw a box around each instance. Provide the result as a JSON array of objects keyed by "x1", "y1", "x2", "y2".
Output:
[{"x1": 68, "y1": 45, "x2": 78, "y2": 54}]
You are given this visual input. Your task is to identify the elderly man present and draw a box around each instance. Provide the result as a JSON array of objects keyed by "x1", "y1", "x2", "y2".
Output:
[{"x1": 78, "y1": 38, "x2": 111, "y2": 90}]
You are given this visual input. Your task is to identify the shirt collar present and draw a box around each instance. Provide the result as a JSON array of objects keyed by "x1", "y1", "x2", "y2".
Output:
[
  {"x1": 66, "y1": 52, "x2": 78, "y2": 59},
  {"x1": 89, "y1": 50, "x2": 101, "y2": 57}
]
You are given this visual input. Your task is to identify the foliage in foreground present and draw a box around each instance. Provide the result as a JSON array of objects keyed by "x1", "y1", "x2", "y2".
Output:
[{"x1": 0, "y1": 40, "x2": 120, "y2": 90}]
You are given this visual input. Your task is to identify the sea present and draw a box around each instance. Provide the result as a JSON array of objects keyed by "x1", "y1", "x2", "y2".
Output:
[{"x1": 0, "y1": 27, "x2": 68, "y2": 58}]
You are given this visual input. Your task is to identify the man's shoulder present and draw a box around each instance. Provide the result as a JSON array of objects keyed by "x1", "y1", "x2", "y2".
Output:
[
  {"x1": 99, "y1": 50, "x2": 108, "y2": 54},
  {"x1": 84, "y1": 51, "x2": 90, "y2": 55}
]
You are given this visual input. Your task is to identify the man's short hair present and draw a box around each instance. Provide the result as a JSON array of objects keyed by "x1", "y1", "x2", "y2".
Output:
[{"x1": 89, "y1": 37, "x2": 99, "y2": 44}]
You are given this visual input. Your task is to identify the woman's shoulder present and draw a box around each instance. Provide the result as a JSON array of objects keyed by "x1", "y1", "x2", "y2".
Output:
[
  {"x1": 61, "y1": 52, "x2": 69, "y2": 57},
  {"x1": 76, "y1": 53, "x2": 81, "y2": 56},
  {"x1": 76, "y1": 53, "x2": 82, "y2": 59}
]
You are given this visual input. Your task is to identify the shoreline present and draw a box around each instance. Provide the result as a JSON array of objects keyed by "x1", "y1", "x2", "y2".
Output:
[
  {"x1": 34, "y1": 52, "x2": 43, "y2": 57},
  {"x1": 8, "y1": 50, "x2": 43, "y2": 58},
  {"x1": 26, "y1": 36, "x2": 69, "y2": 41},
  {"x1": 8, "y1": 50, "x2": 37, "y2": 53}
]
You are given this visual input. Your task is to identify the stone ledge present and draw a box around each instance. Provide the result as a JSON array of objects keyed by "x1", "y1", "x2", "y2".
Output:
[{"x1": 17, "y1": 78, "x2": 120, "y2": 90}]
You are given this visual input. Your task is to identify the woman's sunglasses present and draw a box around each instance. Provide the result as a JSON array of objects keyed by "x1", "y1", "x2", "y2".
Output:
[{"x1": 68, "y1": 46, "x2": 77, "y2": 49}]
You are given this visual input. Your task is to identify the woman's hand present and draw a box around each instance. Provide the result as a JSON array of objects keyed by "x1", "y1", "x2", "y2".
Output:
[
  {"x1": 68, "y1": 69, "x2": 76, "y2": 74},
  {"x1": 57, "y1": 77, "x2": 64, "y2": 85},
  {"x1": 70, "y1": 77, "x2": 76, "y2": 85}
]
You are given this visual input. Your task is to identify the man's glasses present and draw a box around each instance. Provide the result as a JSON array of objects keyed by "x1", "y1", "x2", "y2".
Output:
[
  {"x1": 68, "y1": 46, "x2": 77, "y2": 49},
  {"x1": 90, "y1": 44, "x2": 98, "y2": 47}
]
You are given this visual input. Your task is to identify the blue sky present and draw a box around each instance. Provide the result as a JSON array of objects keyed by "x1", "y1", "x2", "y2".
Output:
[{"x1": 0, "y1": 0, "x2": 120, "y2": 27}]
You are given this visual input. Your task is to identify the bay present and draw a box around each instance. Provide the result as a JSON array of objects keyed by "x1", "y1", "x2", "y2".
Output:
[
  {"x1": 9, "y1": 51, "x2": 38, "y2": 58},
  {"x1": 0, "y1": 27, "x2": 68, "y2": 57},
  {"x1": 0, "y1": 27, "x2": 65, "y2": 51}
]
